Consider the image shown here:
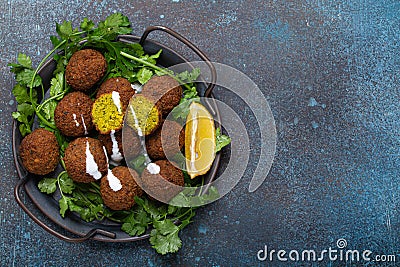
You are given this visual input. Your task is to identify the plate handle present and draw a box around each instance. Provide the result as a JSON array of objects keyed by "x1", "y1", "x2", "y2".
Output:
[
  {"x1": 139, "y1": 25, "x2": 217, "y2": 97},
  {"x1": 14, "y1": 175, "x2": 116, "y2": 242}
]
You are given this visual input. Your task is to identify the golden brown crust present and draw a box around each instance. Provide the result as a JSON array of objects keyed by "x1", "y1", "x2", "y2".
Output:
[
  {"x1": 141, "y1": 75, "x2": 182, "y2": 117},
  {"x1": 19, "y1": 128, "x2": 60, "y2": 175},
  {"x1": 54, "y1": 91, "x2": 94, "y2": 137},
  {"x1": 140, "y1": 160, "x2": 184, "y2": 201},
  {"x1": 96, "y1": 77, "x2": 135, "y2": 107},
  {"x1": 145, "y1": 120, "x2": 184, "y2": 160},
  {"x1": 100, "y1": 166, "x2": 143, "y2": 210},
  {"x1": 65, "y1": 49, "x2": 107, "y2": 92},
  {"x1": 63, "y1": 137, "x2": 108, "y2": 183}
]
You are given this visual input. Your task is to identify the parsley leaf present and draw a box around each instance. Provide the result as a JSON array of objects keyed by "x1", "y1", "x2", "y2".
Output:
[
  {"x1": 137, "y1": 67, "x2": 153, "y2": 84},
  {"x1": 80, "y1": 18, "x2": 95, "y2": 31},
  {"x1": 56, "y1": 21, "x2": 79, "y2": 40},
  {"x1": 9, "y1": 53, "x2": 33, "y2": 73},
  {"x1": 40, "y1": 100, "x2": 57, "y2": 123},
  {"x1": 129, "y1": 155, "x2": 147, "y2": 174},
  {"x1": 150, "y1": 219, "x2": 182, "y2": 255},
  {"x1": 175, "y1": 68, "x2": 201, "y2": 83},
  {"x1": 215, "y1": 127, "x2": 231, "y2": 152},
  {"x1": 12, "y1": 84, "x2": 37, "y2": 105},
  {"x1": 169, "y1": 186, "x2": 220, "y2": 207},
  {"x1": 135, "y1": 197, "x2": 167, "y2": 221},
  {"x1": 59, "y1": 196, "x2": 70, "y2": 217},
  {"x1": 58, "y1": 172, "x2": 75, "y2": 194},
  {"x1": 38, "y1": 178, "x2": 57, "y2": 194},
  {"x1": 121, "y1": 209, "x2": 151, "y2": 236},
  {"x1": 93, "y1": 13, "x2": 131, "y2": 39},
  {"x1": 16, "y1": 69, "x2": 42, "y2": 87},
  {"x1": 49, "y1": 72, "x2": 66, "y2": 100}
]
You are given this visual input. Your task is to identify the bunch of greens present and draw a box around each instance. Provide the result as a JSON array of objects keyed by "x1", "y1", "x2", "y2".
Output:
[
  {"x1": 38, "y1": 169, "x2": 211, "y2": 254},
  {"x1": 10, "y1": 13, "x2": 231, "y2": 255}
]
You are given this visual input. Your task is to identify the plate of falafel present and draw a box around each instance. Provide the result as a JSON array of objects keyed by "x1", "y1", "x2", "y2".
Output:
[{"x1": 11, "y1": 14, "x2": 229, "y2": 254}]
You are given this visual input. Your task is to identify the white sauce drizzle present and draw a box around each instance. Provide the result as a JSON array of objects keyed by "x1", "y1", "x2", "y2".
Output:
[
  {"x1": 72, "y1": 113, "x2": 80, "y2": 127},
  {"x1": 129, "y1": 105, "x2": 143, "y2": 137},
  {"x1": 112, "y1": 91, "x2": 122, "y2": 113},
  {"x1": 147, "y1": 162, "x2": 160, "y2": 175},
  {"x1": 81, "y1": 114, "x2": 88, "y2": 135},
  {"x1": 102, "y1": 146, "x2": 122, "y2": 191},
  {"x1": 110, "y1": 130, "x2": 123, "y2": 162},
  {"x1": 85, "y1": 139, "x2": 102, "y2": 180},
  {"x1": 131, "y1": 83, "x2": 142, "y2": 93},
  {"x1": 107, "y1": 169, "x2": 122, "y2": 191}
]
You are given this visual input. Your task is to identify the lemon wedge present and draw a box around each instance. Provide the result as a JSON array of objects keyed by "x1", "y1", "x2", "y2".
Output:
[{"x1": 185, "y1": 102, "x2": 216, "y2": 179}]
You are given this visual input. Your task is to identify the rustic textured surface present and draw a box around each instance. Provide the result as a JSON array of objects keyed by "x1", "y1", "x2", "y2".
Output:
[{"x1": 1, "y1": 0, "x2": 399, "y2": 266}]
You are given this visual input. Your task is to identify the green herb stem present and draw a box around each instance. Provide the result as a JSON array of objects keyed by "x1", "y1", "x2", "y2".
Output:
[
  {"x1": 120, "y1": 51, "x2": 192, "y2": 91},
  {"x1": 37, "y1": 92, "x2": 65, "y2": 112},
  {"x1": 56, "y1": 170, "x2": 68, "y2": 197},
  {"x1": 28, "y1": 40, "x2": 67, "y2": 129}
]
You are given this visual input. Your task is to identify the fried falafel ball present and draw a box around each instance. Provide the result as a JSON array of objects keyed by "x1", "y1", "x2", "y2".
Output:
[
  {"x1": 92, "y1": 92, "x2": 125, "y2": 134},
  {"x1": 65, "y1": 49, "x2": 107, "y2": 92},
  {"x1": 139, "y1": 160, "x2": 184, "y2": 202},
  {"x1": 54, "y1": 91, "x2": 94, "y2": 137},
  {"x1": 100, "y1": 166, "x2": 143, "y2": 210},
  {"x1": 64, "y1": 137, "x2": 108, "y2": 183},
  {"x1": 125, "y1": 95, "x2": 162, "y2": 136},
  {"x1": 141, "y1": 75, "x2": 182, "y2": 117},
  {"x1": 19, "y1": 128, "x2": 60, "y2": 175},
  {"x1": 145, "y1": 120, "x2": 184, "y2": 160},
  {"x1": 99, "y1": 126, "x2": 142, "y2": 164},
  {"x1": 96, "y1": 77, "x2": 135, "y2": 107}
]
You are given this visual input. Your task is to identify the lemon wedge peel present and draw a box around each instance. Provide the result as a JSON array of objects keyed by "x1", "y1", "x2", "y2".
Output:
[{"x1": 185, "y1": 102, "x2": 216, "y2": 179}]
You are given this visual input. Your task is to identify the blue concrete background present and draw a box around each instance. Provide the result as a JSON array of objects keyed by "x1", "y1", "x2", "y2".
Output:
[{"x1": 1, "y1": 0, "x2": 399, "y2": 266}]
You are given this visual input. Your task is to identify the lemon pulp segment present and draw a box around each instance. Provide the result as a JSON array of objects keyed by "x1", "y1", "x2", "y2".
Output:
[{"x1": 185, "y1": 102, "x2": 216, "y2": 179}]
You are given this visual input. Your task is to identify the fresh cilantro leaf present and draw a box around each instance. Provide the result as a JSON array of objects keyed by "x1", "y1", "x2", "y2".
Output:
[
  {"x1": 12, "y1": 84, "x2": 34, "y2": 104},
  {"x1": 17, "y1": 53, "x2": 32, "y2": 68},
  {"x1": 171, "y1": 96, "x2": 199, "y2": 121},
  {"x1": 16, "y1": 69, "x2": 42, "y2": 87},
  {"x1": 215, "y1": 127, "x2": 231, "y2": 152},
  {"x1": 169, "y1": 186, "x2": 220, "y2": 207},
  {"x1": 50, "y1": 35, "x2": 62, "y2": 47},
  {"x1": 93, "y1": 13, "x2": 131, "y2": 39},
  {"x1": 49, "y1": 72, "x2": 65, "y2": 99},
  {"x1": 54, "y1": 130, "x2": 69, "y2": 156},
  {"x1": 175, "y1": 68, "x2": 201, "y2": 83},
  {"x1": 150, "y1": 219, "x2": 182, "y2": 255},
  {"x1": 59, "y1": 196, "x2": 70, "y2": 217},
  {"x1": 58, "y1": 172, "x2": 75, "y2": 194},
  {"x1": 56, "y1": 21, "x2": 79, "y2": 40},
  {"x1": 135, "y1": 197, "x2": 167, "y2": 221},
  {"x1": 53, "y1": 55, "x2": 69, "y2": 75},
  {"x1": 40, "y1": 100, "x2": 57, "y2": 122},
  {"x1": 122, "y1": 209, "x2": 151, "y2": 236},
  {"x1": 18, "y1": 123, "x2": 32, "y2": 136},
  {"x1": 9, "y1": 53, "x2": 33, "y2": 74},
  {"x1": 137, "y1": 68, "x2": 153, "y2": 84},
  {"x1": 38, "y1": 178, "x2": 57, "y2": 194},
  {"x1": 68, "y1": 201, "x2": 104, "y2": 222},
  {"x1": 80, "y1": 18, "x2": 95, "y2": 31},
  {"x1": 16, "y1": 103, "x2": 35, "y2": 117},
  {"x1": 149, "y1": 49, "x2": 162, "y2": 61},
  {"x1": 12, "y1": 103, "x2": 35, "y2": 136},
  {"x1": 167, "y1": 205, "x2": 179, "y2": 215},
  {"x1": 140, "y1": 49, "x2": 162, "y2": 65},
  {"x1": 129, "y1": 155, "x2": 147, "y2": 174}
]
